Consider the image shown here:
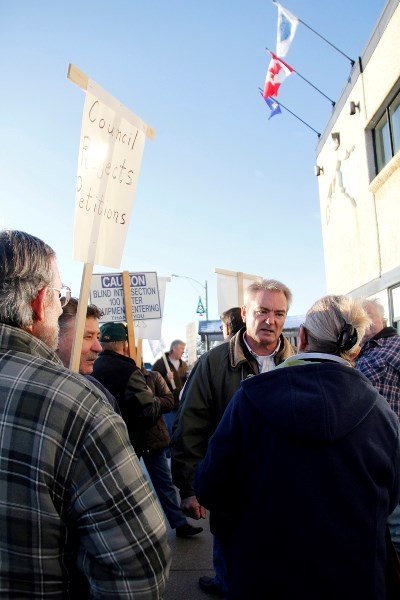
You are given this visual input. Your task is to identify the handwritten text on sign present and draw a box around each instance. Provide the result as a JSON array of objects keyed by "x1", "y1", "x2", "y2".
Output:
[
  {"x1": 90, "y1": 272, "x2": 161, "y2": 322},
  {"x1": 73, "y1": 81, "x2": 147, "y2": 268}
]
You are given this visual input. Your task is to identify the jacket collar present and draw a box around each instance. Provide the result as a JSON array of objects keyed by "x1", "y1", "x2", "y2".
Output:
[
  {"x1": 0, "y1": 322, "x2": 62, "y2": 364},
  {"x1": 99, "y1": 348, "x2": 137, "y2": 366},
  {"x1": 228, "y1": 327, "x2": 295, "y2": 370},
  {"x1": 360, "y1": 326, "x2": 399, "y2": 354}
]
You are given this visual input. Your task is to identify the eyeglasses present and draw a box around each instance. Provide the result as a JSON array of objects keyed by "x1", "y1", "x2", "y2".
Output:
[{"x1": 50, "y1": 285, "x2": 72, "y2": 308}]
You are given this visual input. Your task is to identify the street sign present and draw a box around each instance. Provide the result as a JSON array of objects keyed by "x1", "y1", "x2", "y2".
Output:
[{"x1": 90, "y1": 271, "x2": 161, "y2": 322}]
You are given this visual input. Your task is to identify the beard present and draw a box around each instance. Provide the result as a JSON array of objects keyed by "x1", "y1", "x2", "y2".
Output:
[
  {"x1": 34, "y1": 289, "x2": 61, "y2": 352},
  {"x1": 35, "y1": 318, "x2": 60, "y2": 352}
]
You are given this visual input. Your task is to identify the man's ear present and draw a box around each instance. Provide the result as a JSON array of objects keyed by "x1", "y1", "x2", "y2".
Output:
[
  {"x1": 31, "y1": 287, "x2": 48, "y2": 322},
  {"x1": 241, "y1": 305, "x2": 246, "y2": 322},
  {"x1": 299, "y1": 325, "x2": 308, "y2": 352}
]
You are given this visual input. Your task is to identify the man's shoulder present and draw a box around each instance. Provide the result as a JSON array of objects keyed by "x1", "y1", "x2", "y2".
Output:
[
  {"x1": 96, "y1": 350, "x2": 137, "y2": 371},
  {"x1": 4, "y1": 350, "x2": 111, "y2": 411},
  {"x1": 373, "y1": 335, "x2": 400, "y2": 368},
  {"x1": 361, "y1": 334, "x2": 400, "y2": 358},
  {"x1": 188, "y1": 341, "x2": 234, "y2": 378},
  {"x1": 279, "y1": 336, "x2": 297, "y2": 362},
  {"x1": 144, "y1": 369, "x2": 162, "y2": 384},
  {"x1": 201, "y1": 340, "x2": 231, "y2": 363},
  {"x1": 152, "y1": 357, "x2": 164, "y2": 370}
]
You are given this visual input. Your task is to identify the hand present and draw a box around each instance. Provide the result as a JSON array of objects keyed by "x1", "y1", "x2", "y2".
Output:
[
  {"x1": 180, "y1": 495, "x2": 207, "y2": 520},
  {"x1": 166, "y1": 371, "x2": 174, "y2": 382}
]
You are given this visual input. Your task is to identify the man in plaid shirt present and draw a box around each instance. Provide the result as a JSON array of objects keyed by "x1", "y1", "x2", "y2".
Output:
[
  {"x1": 356, "y1": 297, "x2": 400, "y2": 555},
  {"x1": 0, "y1": 230, "x2": 170, "y2": 598}
]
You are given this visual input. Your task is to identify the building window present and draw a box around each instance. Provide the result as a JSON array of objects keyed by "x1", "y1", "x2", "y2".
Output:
[{"x1": 374, "y1": 90, "x2": 400, "y2": 174}]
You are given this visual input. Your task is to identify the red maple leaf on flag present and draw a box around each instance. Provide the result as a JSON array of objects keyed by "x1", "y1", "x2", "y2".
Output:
[{"x1": 263, "y1": 51, "x2": 294, "y2": 99}]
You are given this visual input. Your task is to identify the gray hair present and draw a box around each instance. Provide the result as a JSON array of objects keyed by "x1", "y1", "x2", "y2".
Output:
[
  {"x1": 303, "y1": 295, "x2": 370, "y2": 361},
  {"x1": 170, "y1": 339, "x2": 185, "y2": 351},
  {"x1": 244, "y1": 279, "x2": 293, "y2": 310},
  {"x1": 362, "y1": 298, "x2": 386, "y2": 322},
  {"x1": 59, "y1": 297, "x2": 103, "y2": 337},
  {"x1": 0, "y1": 230, "x2": 55, "y2": 328}
]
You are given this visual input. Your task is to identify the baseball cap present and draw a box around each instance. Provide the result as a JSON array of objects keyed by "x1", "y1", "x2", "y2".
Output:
[{"x1": 99, "y1": 322, "x2": 128, "y2": 342}]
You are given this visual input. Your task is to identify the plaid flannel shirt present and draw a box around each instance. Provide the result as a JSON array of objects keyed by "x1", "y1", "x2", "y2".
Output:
[
  {"x1": 0, "y1": 323, "x2": 170, "y2": 598},
  {"x1": 356, "y1": 329, "x2": 400, "y2": 418}
]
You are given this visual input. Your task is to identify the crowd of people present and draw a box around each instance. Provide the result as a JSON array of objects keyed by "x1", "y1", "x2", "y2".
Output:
[{"x1": 0, "y1": 228, "x2": 399, "y2": 599}]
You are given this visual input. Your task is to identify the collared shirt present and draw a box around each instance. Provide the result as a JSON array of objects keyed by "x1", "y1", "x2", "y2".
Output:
[
  {"x1": 356, "y1": 329, "x2": 400, "y2": 418},
  {"x1": 243, "y1": 334, "x2": 281, "y2": 373},
  {"x1": 0, "y1": 323, "x2": 170, "y2": 598}
]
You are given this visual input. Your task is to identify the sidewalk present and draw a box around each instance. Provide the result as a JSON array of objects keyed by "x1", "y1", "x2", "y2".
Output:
[
  {"x1": 140, "y1": 458, "x2": 214, "y2": 600},
  {"x1": 163, "y1": 515, "x2": 214, "y2": 600}
]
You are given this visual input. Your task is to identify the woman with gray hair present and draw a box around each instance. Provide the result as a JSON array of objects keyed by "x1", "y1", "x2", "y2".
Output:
[
  {"x1": 295, "y1": 294, "x2": 369, "y2": 364},
  {"x1": 195, "y1": 295, "x2": 400, "y2": 600}
]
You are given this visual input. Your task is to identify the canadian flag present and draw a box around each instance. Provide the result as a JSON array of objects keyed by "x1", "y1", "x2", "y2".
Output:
[{"x1": 263, "y1": 51, "x2": 293, "y2": 99}]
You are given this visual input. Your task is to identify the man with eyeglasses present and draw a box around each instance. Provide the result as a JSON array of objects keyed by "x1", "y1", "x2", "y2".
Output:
[
  {"x1": 0, "y1": 230, "x2": 170, "y2": 598},
  {"x1": 171, "y1": 278, "x2": 295, "y2": 597}
]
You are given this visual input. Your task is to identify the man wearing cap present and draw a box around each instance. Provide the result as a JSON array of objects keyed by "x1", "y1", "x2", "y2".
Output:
[{"x1": 92, "y1": 321, "x2": 162, "y2": 454}]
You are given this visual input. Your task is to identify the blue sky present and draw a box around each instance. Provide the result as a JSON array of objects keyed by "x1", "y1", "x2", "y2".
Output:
[{"x1": 0, "y1": 1, "x2": 386, "y2": 357}]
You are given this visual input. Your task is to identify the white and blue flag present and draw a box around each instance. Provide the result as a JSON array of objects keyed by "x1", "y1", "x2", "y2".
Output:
[{"x1": 274, "y1": 2, "x2": 299, "y2": 58}]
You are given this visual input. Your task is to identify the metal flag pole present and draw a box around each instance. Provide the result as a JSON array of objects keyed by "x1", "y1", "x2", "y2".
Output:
[
  {"x1": 259, "y1": 89, "x2": 321, "y2": 137},
  {"x1": 265, "y1": 48, "x2": 336, "y2": 107}
]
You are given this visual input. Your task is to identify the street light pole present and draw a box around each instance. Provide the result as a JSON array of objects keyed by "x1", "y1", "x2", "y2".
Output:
[
  {"x1": 171, "y1": 273, "x2": 209, "y2": 350},
  {"x1": 204, "y1": 279, "x2": 208, "y2": 321},
  {"x1": 171, "y1": 274, "x2": 208, "y2": 318}
]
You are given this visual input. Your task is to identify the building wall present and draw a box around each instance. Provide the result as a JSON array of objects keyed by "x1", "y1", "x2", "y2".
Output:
[{"x1": 315, "y1": 0, "x2": 400, "y2": 326}]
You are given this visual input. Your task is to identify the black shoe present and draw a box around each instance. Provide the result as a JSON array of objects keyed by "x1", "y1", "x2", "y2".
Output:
[
  {"x1": 198, "y1": 576, "x2": 225, "y2": 597},
  {"x1": 175, "y1": 523, "x2": 203, "y2": 538}
]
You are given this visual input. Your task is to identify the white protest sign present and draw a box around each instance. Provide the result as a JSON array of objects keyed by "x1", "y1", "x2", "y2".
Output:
[
  {"x1": 72, "y1": 67, "x2": 151, "y2": 268},
  {"x1": 215, "y1": 268, "x2": 261, "y2": 314},
  {"x1": 135, "y1": 276, "x2": 168, "y2": 341},
  {"x1": 91, "y1": 272, "x2": 161, "y2": 321}
]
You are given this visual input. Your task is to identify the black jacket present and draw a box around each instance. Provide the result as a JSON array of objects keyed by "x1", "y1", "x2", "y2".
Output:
[
  {"x1": 92, "y1": 349, "x2": 161, "y2": 452},
  {"x1": 196, "y1": 358, "x2": 400, "y2": 599}
]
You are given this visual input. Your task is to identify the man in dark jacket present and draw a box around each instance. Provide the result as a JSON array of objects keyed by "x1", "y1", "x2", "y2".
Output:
[
  {"x1": 171, "y1": 278, "x2": 296, "y2": 596},
  {"x1": 92, "y1": 322, "x2": 161, "y2": 455},
  {"x1": 196, "y1": 294, "x2": 400, "y2": 600}
]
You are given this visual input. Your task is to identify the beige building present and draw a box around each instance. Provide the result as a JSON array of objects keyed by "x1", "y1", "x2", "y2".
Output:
[{"x1": 315, "y1": 0, "x2": 400, "y2": 330}]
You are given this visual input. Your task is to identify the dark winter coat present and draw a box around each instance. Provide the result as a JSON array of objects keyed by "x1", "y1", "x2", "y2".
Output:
[
  {"x1": 138, "y1": 368, "x2": 175, "y2": 454},
  {"x1": 92, "y1": 349, "x2": 161, "y2": 453},
  {"x1": 195, "y1": 357, "x2": 400, "y2": 600}
]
